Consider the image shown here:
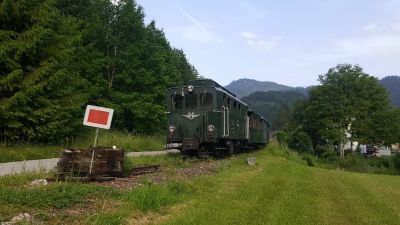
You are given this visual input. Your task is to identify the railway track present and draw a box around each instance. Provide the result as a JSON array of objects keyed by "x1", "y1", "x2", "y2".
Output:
[{"x1": 129, "y1": 165, "x2": 161, "y2": 176}]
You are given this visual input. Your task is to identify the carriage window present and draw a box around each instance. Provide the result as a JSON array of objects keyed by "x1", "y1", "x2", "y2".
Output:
[
  {"x1": 233, "y1": 101, "x2": 236, "y2": 109},
  {"x1": 200, "y1": 93, "x2": 213, "y2": 108},
  {"x1": 185, "y1": 93, "x2": 197, "y2": 109},
  {"x1": 172, "y1": 95, "x2": 183, "y2": 110}
]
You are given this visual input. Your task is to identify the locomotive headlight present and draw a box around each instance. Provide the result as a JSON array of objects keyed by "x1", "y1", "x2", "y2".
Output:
[
  {"x1": 169, "y1": 125, "x2": 176, "y2": 133},
  {"x1": 208, "y1": 124, "x2": 215, "y2": 132},
  {"x1": 187, "y1": 85, "x2": 194, "y2": 92}
]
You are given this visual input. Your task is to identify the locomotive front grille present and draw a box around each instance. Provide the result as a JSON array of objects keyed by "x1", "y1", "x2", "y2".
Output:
[{"x1": 182, "y1": 138, "x2": 199, "y2": 150}]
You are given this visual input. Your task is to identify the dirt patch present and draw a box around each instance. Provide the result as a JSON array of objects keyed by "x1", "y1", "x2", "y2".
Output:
[
  {"x1": 95, "y1": 159, "x2": 221, "y2": 189},
  {"x1": 176, "y1": 160, "x2": 220, "y2": 178}
]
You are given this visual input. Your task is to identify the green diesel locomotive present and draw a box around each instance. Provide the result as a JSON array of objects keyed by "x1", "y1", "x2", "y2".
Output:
[{"x1": 165, "y1": 79, "x2": 270, "y2": 157}]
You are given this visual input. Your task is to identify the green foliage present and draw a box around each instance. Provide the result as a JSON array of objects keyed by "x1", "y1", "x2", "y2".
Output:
[
  {"x1": 0, "y1": 0, "x2": 198, "y2": 143},
  {"x1": 393, "y1": 153, "x2": 400, "y2": 172},
  {"x1": 287, "y1": 129, "x2": 313, "y2": 153},
  {"x1": 0, "y1": 0, "x2": 91, "y2": 142},
  {"x1": 334, "y1": 152, "x2": 400, "y2": 175},
  {"x1": 275, "y1": 129, "x2": 313, "y2": 154},
  {"x1": 292, "y1": 64, "x2": 395, "y2": 155},
  {"x1": 275, "y1": 131, "x2": 288, "y2": 145},
  {"x1": 317, "y1": 145, "x2": 339, "y2": 162},
  {"x1": 241, "y1": 90, "x2": 306, "y2": 130},
  {"x1": 301, "y1": 154, "x2": 315, "y2": 167}
]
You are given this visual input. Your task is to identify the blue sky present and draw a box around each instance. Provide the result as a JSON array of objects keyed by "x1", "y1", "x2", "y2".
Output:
[{"x1": 136, "y1": 0, "x2": 400, "y2": 87}]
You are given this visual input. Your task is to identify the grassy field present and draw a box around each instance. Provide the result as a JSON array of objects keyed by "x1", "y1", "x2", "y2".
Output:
[
  {"x1": 0, "y1": 143, "x2": 399, "y2": 224},
  {"x1": 159, "y1": 146, "x2": 400, "y2": 225},
  {"x1": 0, "y1": 130, "x2": 165, "y2": 163}
]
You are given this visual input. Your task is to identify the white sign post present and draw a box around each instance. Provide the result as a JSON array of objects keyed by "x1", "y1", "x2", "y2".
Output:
[{"x1": 83, "y1": 105, "x2": 114, "y2": 147}]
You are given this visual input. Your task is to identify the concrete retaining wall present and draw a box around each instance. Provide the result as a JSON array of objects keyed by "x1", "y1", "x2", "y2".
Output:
[{"x1": 0, "y1": 149, "x2": 179, "y2": 177}]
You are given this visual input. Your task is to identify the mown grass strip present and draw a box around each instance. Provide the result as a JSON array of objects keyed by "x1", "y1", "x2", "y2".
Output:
[{"x1": 157, "y1": 147, "x2": 400, "y2": 225}]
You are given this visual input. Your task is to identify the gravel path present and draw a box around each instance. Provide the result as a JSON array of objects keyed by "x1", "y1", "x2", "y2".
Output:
[{"x1": 0, "y1": 149, "x2": 180, "y2": 177}]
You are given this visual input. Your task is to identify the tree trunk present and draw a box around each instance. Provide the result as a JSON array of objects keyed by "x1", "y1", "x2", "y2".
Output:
[
  {"x1": 340, "y1": 143, "x2": 344, "y2": 157},
  {"x1": 340, "y1": 128, "x2": 344, "y2": 157},
  {"x1": 108, "y1": 46, "x2": 117, "y2": 90}
]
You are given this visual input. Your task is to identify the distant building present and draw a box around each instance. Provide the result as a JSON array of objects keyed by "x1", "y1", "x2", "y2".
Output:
[
  {"x1": 359, "y1": 144, "x2": 391, "y2": 157},
  {"x1": 375, "y1": 147, "x2": 391, "y2": 157}
]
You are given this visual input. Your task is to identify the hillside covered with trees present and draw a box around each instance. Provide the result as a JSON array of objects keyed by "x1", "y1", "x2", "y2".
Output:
[
  {"x1": 379, "y1": 76, "x2": 400, "y2": 107},
  {"x1": 225, "y1": 78, "x2": 307, "y2": 98},
  {"x1": 241, "y1": 90, "x2": 306, "y2": 130},
  {"x1": 0, "y1": 0, "x2": 198, "y2": 142}
]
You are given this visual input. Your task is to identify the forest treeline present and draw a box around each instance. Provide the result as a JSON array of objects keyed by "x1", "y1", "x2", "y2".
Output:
[
  {"x1": 0, "y1": 0, "x2": 198, "y2": 142},
  {"x1": 241, "y1": 90, "x2": 306, "y2": 130}
]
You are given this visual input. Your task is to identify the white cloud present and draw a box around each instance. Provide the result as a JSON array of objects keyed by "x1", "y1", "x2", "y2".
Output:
[
  {"x1": 335, "y1": 35, "x2": 400, "y2": 57},
  {"x1": 333, "y1": 22, "x2": 400, "y2": 57},
  {"x1": 241, "y1": 32, "x2": 282, "y2": 52},
  {"x1": 362, "y1": 22, "x2": 400, "y2": 33},
  {"x1": 176, "y1": 4, "x2": 222, "y2": 43},
  {"x1": 240, "y1": 32, "x2": 258, "y2": 39}
]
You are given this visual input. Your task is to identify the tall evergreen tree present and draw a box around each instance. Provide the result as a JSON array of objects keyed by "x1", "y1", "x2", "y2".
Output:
[
  {"x1": 0, "y1": 0, "x2": 91, "y2": 142},
  {"x1": 0, "y1": 0, "x2": 199, "y2": 142}
]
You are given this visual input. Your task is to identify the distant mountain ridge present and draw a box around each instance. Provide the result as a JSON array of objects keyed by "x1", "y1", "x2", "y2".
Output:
[
  {"x1": 378, "y1": 76, "x2": 400, "y2": 107},
  {"x1": 225, "y1": 78, "x2": 298, "y2": 98},
  {"x1": 224, "y1": 76, "x2": 399, "y2": 130},
  {"x1": 225, "y1": 76, "x2": 399, "y2": 107}
]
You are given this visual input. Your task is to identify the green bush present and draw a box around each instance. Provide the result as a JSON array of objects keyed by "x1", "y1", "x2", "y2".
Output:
[
  {"x1": 301, "y1": 154, "x2": 315, "y2": 167},
  {"x1": 275, "y1": 131, "x2": 288, "y2": 145},
  {"x1": 338, "y1": 152, "x2": 368, "y2": 171},
  {"x1": 392, "y1": 153, "x2": 400, "y2": 173},
  {"x1": 325, "y1": 151, "x2": 400, "y2": 175},
  {"x1": 287, "y1": 130, "x2": 313, "y2": 153},
  {"x1": 317, "y1": 145, "x2": 339, "y2": 163}
]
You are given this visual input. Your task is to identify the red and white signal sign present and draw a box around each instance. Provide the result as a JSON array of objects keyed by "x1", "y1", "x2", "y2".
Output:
[{"x1": 83, "y1": 105, "x2": 114, "y2": 129}]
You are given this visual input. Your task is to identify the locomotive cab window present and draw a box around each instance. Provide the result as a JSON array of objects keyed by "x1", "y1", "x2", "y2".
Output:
[
  {"x1": 185, "y1": 93, "x2": 197, "y2": 109},
  {"x1": 200, "y1": 93, "x2": 213, "y2": 108},
  {"x1": 172, "y1": 95, "x2": 183, "y2": 110}
]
